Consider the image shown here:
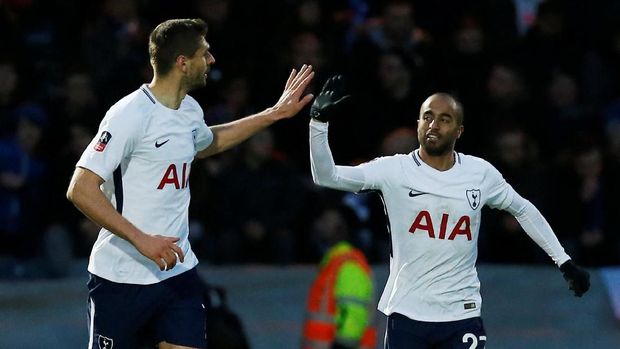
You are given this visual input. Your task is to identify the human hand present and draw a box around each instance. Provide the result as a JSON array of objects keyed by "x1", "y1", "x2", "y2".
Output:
[
  {"x1": 132, "y1": 233, "x2": 185, "y2": 271},
  {"x1": 310, "y1": 74, "x2": 351, "y2": 122},
  {"x1": 271, "y1": 64, "x2": 315, "y2": 120},
  {"x1": 559, "y1": 260, "x2": 590, "y2": 297}
]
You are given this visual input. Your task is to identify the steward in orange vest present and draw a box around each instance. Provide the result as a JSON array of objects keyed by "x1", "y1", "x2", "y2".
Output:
[{"x1": 302, "y1": 241, "x2": 377, "y2": 349}]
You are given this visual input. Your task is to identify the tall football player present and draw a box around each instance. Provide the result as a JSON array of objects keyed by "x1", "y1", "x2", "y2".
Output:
[{"x1": 67, "y1": 19, "x2": 314, "y2": 349}]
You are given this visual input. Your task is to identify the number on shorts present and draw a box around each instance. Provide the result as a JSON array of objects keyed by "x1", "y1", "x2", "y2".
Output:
[{"x1": 462, "y1": 333, "x2": 487, "y2": 349}]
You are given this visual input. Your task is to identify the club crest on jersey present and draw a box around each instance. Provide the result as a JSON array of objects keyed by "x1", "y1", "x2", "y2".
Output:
[
  {"x1": 466, "y1": 189, "x2": 481, "y2": 210},
  {"x1": 94, "y1": 131, "x2": 112, "y2": 152},
  {"x1": 97, "y1": 334, "x2": 114, "y2": 349}
]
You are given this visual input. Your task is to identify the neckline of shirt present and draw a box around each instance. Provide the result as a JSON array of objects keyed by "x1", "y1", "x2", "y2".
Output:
[
  {"x1": 412, "y1": 149, "x2": 461, "y2": 174},
  {"x1": 141, "y1": 84, "x2": 186, "y2": 111}
]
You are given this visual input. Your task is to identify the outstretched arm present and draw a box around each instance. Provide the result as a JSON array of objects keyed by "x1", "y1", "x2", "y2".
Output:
[
  {"x1": 197, "y1": 64, "x2": 314, "y2": 158},
  {"x1": 506, "y1": 191, "x2": 590, "y2": 296}
]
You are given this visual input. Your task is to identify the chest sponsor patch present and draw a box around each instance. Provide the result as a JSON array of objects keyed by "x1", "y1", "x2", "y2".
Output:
[{"x1": 94, "y1": 131, "x2": 112, "y2": 152}]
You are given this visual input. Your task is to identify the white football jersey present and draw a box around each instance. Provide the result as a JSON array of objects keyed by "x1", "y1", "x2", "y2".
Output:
[
  {"x1": 357, "y1": 150, "x2": 512, "y2": 321},
  {"x1": 309, "y1": 119, "x2": 570, "y2": 322},
  {"x1": 77, "y1": 85, "x2": 213, "y2": 285}
]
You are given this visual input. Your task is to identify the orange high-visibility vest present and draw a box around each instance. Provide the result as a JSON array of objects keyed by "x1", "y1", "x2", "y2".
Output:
[{"x1": 302, "y1": 247, "x2": 377, "y2": 349}]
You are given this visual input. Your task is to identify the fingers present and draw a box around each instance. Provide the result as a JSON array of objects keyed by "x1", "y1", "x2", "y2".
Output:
[
  {"x1": 158, "y1": 257, "x2": 167, "y2": 271},
  {"x1": 290, "y1": 64, "x2": 314, "y2": 91},
  {"x1": 159, "y1": 250, "x2": 178, "y2": 271},
  {"x1": 285, "y1": 68, "x2": 296, "y2": 90},
  {"x1": 300, "y1": 94, "x2": 315, "y2": 107},
  {"x1": 152, "y1": 236, "x2": 183, "y2": 271},
  {"x1": 170, "y1": 243, "x2": 185, "y2": 263},
  {"x1": 321, "y1": 76, "x2": 334, "y2": 93},
  {"x1": 334, "y1": 94, "x2": 351, "y2": 106}
]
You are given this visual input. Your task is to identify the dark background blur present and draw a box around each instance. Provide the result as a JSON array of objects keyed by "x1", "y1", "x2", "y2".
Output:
[{"x1": 1, "y1": 0, "x2": 620, "y2": 279}]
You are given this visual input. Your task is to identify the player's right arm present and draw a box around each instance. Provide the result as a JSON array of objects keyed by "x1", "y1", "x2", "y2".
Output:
[
  {"x1": 66, "y1": 167, "x2": 183, "y2": 271},
  {"x1": 66, "y1": 168, "x2": 183, "y2": 271},
  {"x1": 67, "y1": 101, "x2": 183, "y2": 271},
  {"x1": 309, "y1": 75, "x2": 366, "y2": 192}
]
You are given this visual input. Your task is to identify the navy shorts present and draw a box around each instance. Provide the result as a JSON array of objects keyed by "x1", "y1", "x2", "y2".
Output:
[
  {"x1": 385, "y1": 313, "x2": 487, "y2": 349},
  {"x1": 87, "y1": 268, "x2": 207, "y2": 349}
]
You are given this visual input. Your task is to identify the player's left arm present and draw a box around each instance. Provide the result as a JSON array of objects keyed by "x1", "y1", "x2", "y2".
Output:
[
  {"x1": 196, "y1": 64, "x2": 314, "y2": 158},
  {"x1": 484, "y1": 162, "x2": 590, "y2": 297},
  {"x1": 504, "y1": 192, "x2": 590, "y2": 297}
]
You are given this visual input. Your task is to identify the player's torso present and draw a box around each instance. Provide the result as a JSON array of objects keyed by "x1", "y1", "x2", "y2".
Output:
[
  {"x1": 113, "y1": 99, "x2": 203, "y2": 236},
  {"x1": 382, "y1": 152, "x2": 486, "y2": 257},
  {"x1": 376, "y1": 151, "x2": 491, "y2": 320}
]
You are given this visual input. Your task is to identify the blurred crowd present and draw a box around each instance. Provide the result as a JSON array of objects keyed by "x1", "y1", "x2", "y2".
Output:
[{"x1": 1, "y1": 0, "x2": 620, "y2": 278}]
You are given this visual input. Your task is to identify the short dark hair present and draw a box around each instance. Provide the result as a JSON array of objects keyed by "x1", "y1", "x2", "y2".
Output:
[{"x1": 148, "y1": 19, "x2": 208, "y2": 76}]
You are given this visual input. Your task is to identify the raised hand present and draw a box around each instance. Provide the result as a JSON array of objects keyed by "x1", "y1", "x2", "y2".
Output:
[
  {"x1": 272, "y1": 64, "x2": 315, "y2": 120},
  {"x1": 310, "y1": 74, "x2": 351, "y2": 122}
]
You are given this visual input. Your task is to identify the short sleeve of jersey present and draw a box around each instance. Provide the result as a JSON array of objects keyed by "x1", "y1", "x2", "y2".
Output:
[
  {"x1": 76, "y1": 108, "x2": 143, "y2": 182},
  {"x1": 185, "y1": 96, "x2": 213, "y2": 152},
  {"x1": 194, "y1": 120, "x2": 213, "y2": 152},
  {"x1": 356, "y1": 156, "x2": 394, "y2": 191},
  {"x1": 484, "y1": 161, "x2": 515, "y2": 210}
]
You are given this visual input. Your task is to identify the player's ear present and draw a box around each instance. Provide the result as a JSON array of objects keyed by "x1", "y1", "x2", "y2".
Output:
[
  {"x1": 176, "y1": 55, "x2": 188, "y2": 73},
  {"x1": 457, "y1": 125, "x2": 464, "y2": 139}
]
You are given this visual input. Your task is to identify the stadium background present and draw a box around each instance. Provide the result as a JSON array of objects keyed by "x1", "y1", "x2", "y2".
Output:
[{"x1": 1, "y1": 0, "x2": 619, "y2": 348}]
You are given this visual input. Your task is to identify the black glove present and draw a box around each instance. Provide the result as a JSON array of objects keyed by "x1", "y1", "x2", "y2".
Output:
[
  {"x1": 560, "y1": 259, "x2": 590, "y2": 297},
  {"x1": 310, "y1": 74, "x2": 351, "y2": 122}
]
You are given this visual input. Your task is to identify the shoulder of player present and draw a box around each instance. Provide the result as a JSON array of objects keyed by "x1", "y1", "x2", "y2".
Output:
[
  {"x1": 458, "y1": 153, "x2": 502, "y2": 175},
  {"x1": 105, "y1": 88, "x2": 158, "y2": 124},
  {"x1": 363, "y1": 153, "x2": 409, "y2": 166},
  {"x1": 180, "y1": 94, "x2": 204, "y2": 118}
]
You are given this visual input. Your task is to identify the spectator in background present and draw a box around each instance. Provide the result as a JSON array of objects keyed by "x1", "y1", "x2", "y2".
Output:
[
  {"x1": 480, "y1": 127, "x2": 550, "y2": 264},
  {"x1": 478, "y1": 63, "x2": 533, "y2": 154},
  {"x1": 348, "y1": 0, "x2": 435, "y2": 92},
  {"x1": 439, "y1": 15, "x2": 493, "y2": 142},
  {"x1": 552, "y1": 142, "x2": 619, "y2": 266},
  {"x1": 542, "y1": 71, "x2": 599, "y2": 160},
  {"x1": 82, "y1": 0, "x2": 148, "y2": 105},
  {"x1": 206, "y1": 129, "x2": 307, "y2": 264},
  {"x1": 303, "y1": 204, "x2": 376, "y2": 349},
  {"x1": 0, "y1": 60, "x2": 21, "y2": 137},
  {"x1": 0, "y1": 104, "x2": 56, "y2": 277},
  {"x1": 373, "y1": 51, "x2": 422, "y2": 140},
  {"x1": 517, "y1": 0, "x2": 583, "y2": 98}
]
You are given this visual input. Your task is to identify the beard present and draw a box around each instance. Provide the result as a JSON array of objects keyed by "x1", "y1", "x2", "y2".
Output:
[{"x1": 183, "y1": 70, "x2": 207, "y2": 92}]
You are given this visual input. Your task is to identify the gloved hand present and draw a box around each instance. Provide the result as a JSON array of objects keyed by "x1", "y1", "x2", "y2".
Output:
[
  {"x1": 310, "y1": 75, "x2": 351, "y2": 122},
  {"x1": 560, "y1": 259, "x2": 590, "y2": 297}
]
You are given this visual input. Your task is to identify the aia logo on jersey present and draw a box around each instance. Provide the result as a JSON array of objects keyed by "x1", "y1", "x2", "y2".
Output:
[
  {"x1": 409, "y1": 210, "x2": 472, "y2": 240},
  {"x1": 97, "y1": 334, "x2": 114, "y2": 348},
  {"x1": 94, "y1": 131, "x2": 112, "y2": 152},
  {"x1": 466, "y1": 189, "x2": 481, "y2": 210},
  {"x1": 158, "y1": 162, "x2": 191, "y2": 189}
]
